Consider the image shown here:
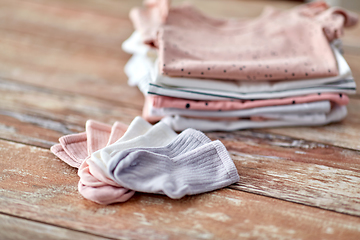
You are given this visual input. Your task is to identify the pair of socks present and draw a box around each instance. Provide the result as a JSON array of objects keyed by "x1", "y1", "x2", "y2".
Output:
[
  {"x1": 51, "y1": 120, "x2": 135, "y2": 205},
  {"x1": 52, "y1": 117, "x2": 240, "y2": 201},
  {"x1": 88, "y1": 117, "x2": 178, "y2": 178},
  {"x1": 99, "y1": 128, "x2": 239, "y2": 199}
]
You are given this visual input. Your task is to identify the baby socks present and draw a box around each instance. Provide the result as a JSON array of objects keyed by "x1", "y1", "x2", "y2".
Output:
[
  {"x1": 89, "y1": 120, "x2": 178, "y2": 177},
  {"x1": 115, "y1": 116, "x2": 152, "y2": 143},
  {"x1": 50, "y1": 143, "x2": 81, "y2": 168},
  {"x1": 86, "y1": 120, "x2": 112, "y2": 155},
  {"x1": 106, "y1": 129, "x2": 239, "y2": 198},
  {"x1": 51, "y1": 117, "x2": 240, "y2": 203},
  {"x1": 59, "y1": 132, "x2": 88, "y2": 167}
]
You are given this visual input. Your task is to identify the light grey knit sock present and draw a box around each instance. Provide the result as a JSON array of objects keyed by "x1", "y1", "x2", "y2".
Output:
[
  {"x1": 107, "y1": 131, "x2": 239, "y2": 199},
  {"x1": 107, "y1": 128, "x2": 211, "y2": 169}
]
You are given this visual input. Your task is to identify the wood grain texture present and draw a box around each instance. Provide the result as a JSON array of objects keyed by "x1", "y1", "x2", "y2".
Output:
[
  {"x1": 1, "y1": 0, "x2": 360, "y2": 239},
  {"x1": 25, "y1": 0, "x2": 298, "y2": 19},
  {"x1": 0, "y1": 214, "x2": 110, "y2": 240},
  {"x1": 207, "y1": 131, "x2": 360, "y2": 216},
  {"x1": 1, "y1": 93, "x2": 360, "y2": 216},
  {"x1": 0, "y1": 0, "x2": 143, "y2": 106},
  {"x1": 1, "y1": 140, "x2": 360, "y2": 240},
  {"x1": 0, "y1": 78, "x2": 142, "y2": 148}
]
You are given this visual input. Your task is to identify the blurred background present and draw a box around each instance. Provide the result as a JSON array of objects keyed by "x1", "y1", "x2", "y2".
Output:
[{"x1": 1, "y1": 0, "x2": 358, "y2": 104}]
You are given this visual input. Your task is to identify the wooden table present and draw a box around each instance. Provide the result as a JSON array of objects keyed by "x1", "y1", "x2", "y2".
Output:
[{"x1": 1, "y1": 0, "x2": 360, "y2": 239}]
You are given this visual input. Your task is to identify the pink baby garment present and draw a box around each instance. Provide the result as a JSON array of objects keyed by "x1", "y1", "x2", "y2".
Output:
[
  {"x1": 151, "y1": 93, "x2": 349, "y2": 111},
  {"x1": 157, "y1": 1, "x2": 358, "y2": 81}
]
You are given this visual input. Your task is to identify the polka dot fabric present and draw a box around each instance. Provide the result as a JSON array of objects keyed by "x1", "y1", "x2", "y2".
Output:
[
  {"x1": 156, "y1": 1, "x2": 357, "y2": 81},
  {"x1": 151, "y1": 93, "x2": 349, "y2": 111}
]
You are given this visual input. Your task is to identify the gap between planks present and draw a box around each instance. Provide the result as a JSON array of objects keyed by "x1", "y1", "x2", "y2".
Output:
[{"x1": 0, "y1": 212, "x2": 113, "y2": 240}]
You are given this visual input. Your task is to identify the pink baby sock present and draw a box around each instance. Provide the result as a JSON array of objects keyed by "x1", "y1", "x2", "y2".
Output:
[
  {"x1": 107, "y1": 121, "x2": 128, "y2": 145},
  {"x1": 78, "y1": 181, "x2": 135, "y2": 205},
  {"x1": 51, "y1": 119, "x2": 135, "y2": 205},
  {"x1": 59, "y1": 132, "x2": 88, "y2": 165},
  {"x1": 77, "y1": 121, "x2": 136, "y2": 205},
  {"x1": 86, "y1": 120, "x2": 112, "y2": 155},
  {"x1": 50, "y1": 144, "x2": 80, "y2": 168}
]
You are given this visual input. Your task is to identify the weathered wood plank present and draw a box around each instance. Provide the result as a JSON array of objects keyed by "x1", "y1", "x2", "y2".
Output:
[
  {"x1": 0, "y1": 31, "x2": 142, "y2": 106},
  {"x1": 1, "y1": 139, "x2": 360, "y2": 240},
  {"x1": 0, "y1": 0, "x2": 143, "y2": 106},
  {"x1": 207, "y1": 131, "x2": 360, "y2": 216},
  {"x1": 1, "y1": 0, "x2": 359, "y2": 239},
  {"x1": 24, "y1": 0, "x2": 299, "y2": 19},
  {"x1": 0, "y1": 113, "x2": 70, "y2": 148},
  {"x1": 0, "y1": 213, "x2": 110, "y2": 240},
  {"x1": 0, "y1": 79, "x2": 142, "y2": 148},
  {"x1": 20, "y1": 0, "x2": 143, "y2": 19},
  {"x1": 262, "y1": 98, "x2": 360, "y2": 151}
]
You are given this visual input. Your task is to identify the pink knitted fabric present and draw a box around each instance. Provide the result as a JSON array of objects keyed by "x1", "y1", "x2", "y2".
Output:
[
  {"x1": 86, "y1": 120, "x2": 112, "y2": 155},
  {"x1": 78, "y1": 120, "x2": 135, "y2": 205},
  {"x1": 50, "y1": 120, "x2": 135, "y2": 205},
  {"x1": 151, "y1": 93, "x2": 349, "y2": 111},
  {"x1": 59, "y1": 132, "x2": 88, "y2": 165},
  {"x1": 78, "y1": 158, "x2": 135, "y2": 205},
  {"x1": 157, "y1": 2, "x2": 358, "y2": 81},
  {"x1": 107, "y1": 121, "x2": 129, "y2": 145},
  {"x1": 50, "y1": 144, "x2": 80, "y2": 168}
]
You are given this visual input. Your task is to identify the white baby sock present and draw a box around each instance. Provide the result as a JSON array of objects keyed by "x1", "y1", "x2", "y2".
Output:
[
  {"x1": 115, "y1": 116, "x2": 152, "y2": 143},
  {"x1": 90, "y1": 120, "x2": 178, "y2": 177},
  {"x1": 107, "y1": 138, "x2": 239, "y2": 199}
]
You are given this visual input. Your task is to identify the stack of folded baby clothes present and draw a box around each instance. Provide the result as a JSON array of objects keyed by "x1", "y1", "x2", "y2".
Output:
[
  {"x1": 122, "y1": 0, "x2": 358, "y2": 131},
  {"x1": 51, "y1": 117, "x2": 239, "y2": 204}
]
